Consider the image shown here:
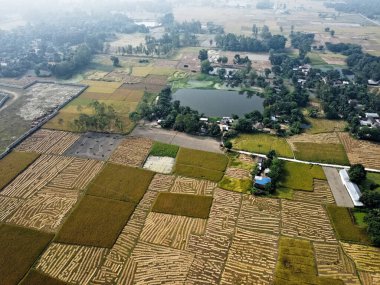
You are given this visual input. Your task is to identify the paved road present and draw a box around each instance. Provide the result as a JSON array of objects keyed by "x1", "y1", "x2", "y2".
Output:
[
  {"x1": 323, "y1": 167, "x2": 354, "y2": 208},
  {"x1": 131, "y1": 124, "x2": 223, "y2": 153}
]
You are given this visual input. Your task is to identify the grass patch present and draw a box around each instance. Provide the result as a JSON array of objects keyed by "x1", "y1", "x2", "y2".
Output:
[
  {"x1": 293, "y1": 142, "x2": 350, "y2": 165},
  {"x1": 174, "y1": 148, "x2": 228, "y2": 182},
  {"x1": 274, "y1": 237, "x2": 344, "y2": 285},
  {"x1": 280, "y1": 161, "x2": 326, "y2": 191},
  {"x1": 308, "y1": 52, "x2": 328, "y2": 66},
  {"x1": 219, "y1": 176, "x2": 252, "y2": 193},
  {"x1": 56, "y1": 195, "x2": 135, "y2": 248},
  {"x1": 150, "y1": 142, "x2": 179, "y2": 158},
  {"x1": 231, "y1": 133, "x2": 294, "y2": 158},
  {"x1": 0, "y1": 151, "x2": 40, "y2": 190},
  {"x1": 272, "y1": 187, "x2": 294, "y2": 199},
  {"x1": 0, "y1": 224, "x2": 53, "y2": 285},
  {"x1": 152, "y1": 192, "x2": 213, "y2": 219},
  {"x1": 87, "y1": 163, "x2": 154, "y2": 204},
  {"x1": 353, "y1": 211, "x2": 368, "y2": 228},
  {"x1": 20, "y1": 270, "x2": 67, "y2": 285},
  {"x1": 326, "y1": 205, "x2": 371, "y2": 245},
  {"x1": 307, "y1": 118, "x2": 346, "y2": 134}
]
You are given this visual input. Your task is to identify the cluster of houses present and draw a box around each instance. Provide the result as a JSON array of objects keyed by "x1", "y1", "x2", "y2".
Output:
[
  {"x1": 360, "y1": 113, "x2": 380, "y2": 129},
  {"x1": 253, "y1": 156, "x2": 272, "y2": 189}
]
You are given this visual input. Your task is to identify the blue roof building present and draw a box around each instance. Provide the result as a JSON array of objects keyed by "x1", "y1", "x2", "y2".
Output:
[{"x1": 254, "y1": 176, "x2": 272, "y2": 189}]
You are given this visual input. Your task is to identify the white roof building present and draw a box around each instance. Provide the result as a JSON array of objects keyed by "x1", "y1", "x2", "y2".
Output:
[{"x1": 339, "y1": 169, "x2": 363, "y2": 207}]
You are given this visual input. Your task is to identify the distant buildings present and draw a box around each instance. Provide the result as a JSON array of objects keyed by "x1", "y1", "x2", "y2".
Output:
[
  {"x1": 368, "y1": 79, "x2": 380, "y2": 86},
  {"x1": 360, "y1": 113, "x2": 380, "y2": 129}
]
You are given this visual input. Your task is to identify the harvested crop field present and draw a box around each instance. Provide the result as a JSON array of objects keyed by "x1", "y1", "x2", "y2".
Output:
[
  {"x1": 56, "y1": 195, "x2": 135, "y2": 247},
  {"x1": 109, "y1": 137, "x2": 153, "y2": 167},
  {"x1": 121, "y1": 81, "x2": 165, "y2": 93},
  {"x1": 87, "y1": 163, "x2": 154, "y2": 204},
  {"x1": 152, "y1": 192, "x2": 213, "y2": 219},
  {"x1": 81, "y1": 80, "x2": 122, "y2": 94},
  {"x1": 0, "y1": 151, "x2": 39, "y2": 190},
  {"x1": 20, "y1": 270, "x2": 68, "y2": 285},
  {"x1": 293, "y1": 179, "x2": 335, "y2": 204},
  {"x1": 0, "y1": 224, "x2": 53, "y2": 285},
  {"x1": 307, "y1": 118, "x2": 347, "y2": 134},
  {"x1": 338, "y1": 132, "x2": 380, "y2": 169},
  {"x1": 16, "y1": 129, "x2": 80, "y2": 155},
  {"x1": 341, "y1": 243, "x2": 380, "y2": 273},
  {"x1": 171, "y1": 176, "x2": 216, "y2": 196},
  {"x1": 231, "y1": 133, "x2": 294, "y2": 158}
]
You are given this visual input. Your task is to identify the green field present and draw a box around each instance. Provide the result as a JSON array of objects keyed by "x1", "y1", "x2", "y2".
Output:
[
  {"x1": 326, "y1": 205, "x2": 371, "y2": 245},
  {"x1": 20, "y1": 270, "x2": 67, "y2": 285},
  {"x1": 274, "y1": 237, "x2": 344, "y2": 285},
  {"x1": 231, "y1": 133, "x2": 294, "y2": 158},
  {"x1": 293, "y1": 142, "x2": 350, "y2": 165},
  {"x1": 307, "y1": 118, "x2": 346, "y2": 134},
  {"x1": 228, "y1": 153, "x2": 254, "y2": 171},
  {"x1": 152, "y1": 193, "x2": 213, "y2": 219},
  {"x1": 56, "y1": 195, "x2": 135, "y2": 248},
  {"x1": 272, "y1": 187, "x2": 294, "y2": 199},
  {"x1": 87, "y1": 163, "x2": 155, "y2": 204},
  {"x1": 174, "y1": 148, "x2": 228, "y2": 182},
  {"x1": 0, "y1": 224, "x2": 53, "y2": 285},
  {"x1": 0, "y1": 151, "x2": 40, "y2": 190},
  {"x1": 280, "y1": 161, "x2": 326, "y2": 191},
  {"x1": 219, "y1": 176, "x2": 252, "y2": 193},
  {"x1": 150, "y1": 142, "x2": 179, "y2": 158}
]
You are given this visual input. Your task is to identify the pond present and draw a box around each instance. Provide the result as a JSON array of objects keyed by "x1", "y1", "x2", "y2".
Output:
[{"x1": 172, "y1": 89, "x2": 264, "y2": 117}]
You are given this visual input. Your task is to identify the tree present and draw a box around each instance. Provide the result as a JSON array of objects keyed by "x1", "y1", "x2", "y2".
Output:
[
  {"x1": 224, "y1": 140, "x2": 232, "y2": 150},
  {"x1": 198, "y1": 49, "x2": 208, "y2": 61},
  {"x1": 264, "y1": 68, "x2": 271, "y2": 78},
  {"x1": 330, "y1": 30, "x2": 335, "y2": 37},
  {"x1": 360, "y1": 191, "x2": 380, "y2": 208},
  {"x1": 201, "y1": 60, "x2": 213, "y2": 74},
  {"x1": 110, "y1": 56, "x2": 120, "y2": 67},
  {"x1": 348, "y1": 164, "x2": 366, "y2": 184},
  {"x1": 208, "y1": 123, "x2": 221, "y2": 136},
  {"x1": 325, "y1": 27, "x2": 330, "y2": 32},
  {"x1": 364, "y1": 209, "x2": 380, "y2": 246}
]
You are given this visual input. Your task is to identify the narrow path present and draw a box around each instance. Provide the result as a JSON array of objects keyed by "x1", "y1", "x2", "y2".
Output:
[
  {"x1": 232, "y1": 149, "x2": 380, "y2": 173},
  {"x1": 323, "y1": 167, "x2": 354, "y2": 208}
]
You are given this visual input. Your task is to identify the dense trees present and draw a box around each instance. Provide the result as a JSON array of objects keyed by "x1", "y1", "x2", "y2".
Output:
[
  {"x1": 325, "y1": 42, "x2": 362, "y2": 56},
  {"x1": 290, "y1": 32, "x2": 315, "y2": 58},
  {"x1": 349, "y1": 164, "x2": 367, "y2": 184},
  {"x1": 325, "y1": 0, "x2": 380, "y2": 20},
  {"x1": 365, "y1": 209, "x2": 380, "y2": 246}
]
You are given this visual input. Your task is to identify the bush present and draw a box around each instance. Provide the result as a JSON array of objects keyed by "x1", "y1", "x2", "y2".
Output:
[{"x1": 348, "y1": 164, "x2": 366, "y2": 184}]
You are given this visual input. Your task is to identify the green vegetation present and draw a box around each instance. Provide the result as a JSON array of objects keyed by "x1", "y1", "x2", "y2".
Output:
[
  {"x1": 149, "y1": 142, "x2": 179, "y2": 158},
  {"x1": 0, "y1": 224, "x2": 53, "y2": 285},
  {"x1": 87, "y1": 163, "x2": 154, "y2": 204},
  {"x1": 20, "y1": 270, "x2": 67, "y2": 285},
  {"x1": 308, "y1": 52, "x2": 328, "y2": 66},
  {"x1": 326, "y1": 205, "x2": 371, "y2": 245},
  {"x1": 272, "y1": 187, "x2": 294, "y2": 199},
  {"x1": 152, "y1": 193, "x2": 213, "y2": 219},
  {"x1": 274, "y1": 237, "x2": 344, "y2": 285},
  {"x1": 293, "y1": 142, "x2": 350, "y2": 165},
  {"x1": 228, "y1": 153, "x2": 254, "y2": 171},
  {"x1": 348, "y1": 164, "x2": 367, "y2": 184},
  {"x1": 280, "y1": 161, "x2": 326, "y2": 191},
  {"x1": 0, "y1": 151, "x2": 39, "y2": 190},
  {"x1": 56, "y1": 195, "x2": 135, "y2": 248},
  {"x1": 306, "y1": 118, "x2": 346, "y2": 134},
  {"x1": 231, "y1": 133, "x2": 294, "y2": 158},
  {"x1": 219, "y1": 177, "x2": 252, "y2": 193},
  {"x1": 174, "y1": 148, "x2": 228, "y2": 182},
  {"x1": 353, "y1": 211, "x2": 368, "y2": 228}
]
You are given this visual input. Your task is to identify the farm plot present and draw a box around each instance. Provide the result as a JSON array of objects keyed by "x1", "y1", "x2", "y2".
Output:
[
  {"x1": 7, "y1": 187, "x2": 78, "y2": 232},
  {"x1": 109, "y1": 137, "x2": 153, "y2": 167},
  {"x1": 64, "y1": 132, "x2": 124, "y2": 161},
  {"x1": 120, "y1": 82, "x2": 164, "y2": 94},
  {"x1": 18, "y1": 83, "x2": 84, "y2": 121},
  {"x1": 152, "y1": 192, "x2": 213, "y2": 219},
  {"x1": 314, "y1": 243, "x2": 361, "y2": 285},
  {"x1": 90, "y1": 190, "x2": 158, "y2": 284},
  {"x1": 292, "y1": 142, "x2": 350, "y2": 165},
  {"x1": 109, "y1": 88, "x2": 144, "y2": 102},
  {"x1": 171, "y1": 176, "x2": 216, "y2": 196},
  {"x1": 306, "y1": 118, "x2": 346, "y2": 134},
  {"x1": 36, "y1": 243, "x2": 108, "y2": 284},
  {"x1": 149, "y1": 141, "x2": 179, "y2": 158},
  {"x1": 56, "y1": 195, "x2": 135, "y2": 248},
  {"x1": 338, "y1": 132, "x2": 380, "y2": 169},
  {"x1": 0, "y1": 196, "x2": 24, "y2": 221},
  {"x1": 81, "y1": 80, "x2": 122, "y2": 94},
  {"x1": 20, "y1": 270, "x2": 68, "y2": 285},
  {"x1": 1, "y1": 155, "x2": 74, "y2": 199},
  {"x1": 143, "y1": 156, "x2": 175, "y2": 174},
  {"x1": 228, "y1": 153, "x2": 255, "y2": 171},
  {"x1": 237, "y1": 195, "x2": 281, "y2": 235},
  {"x1": 176, "y1": 48, "x2": 202, "y2": 71},
  {"x1": 86, "y1": 163, "x2": 154, "y2": 204},
  {"x1": 341, "y1": 243, "x2": 380, "y2": 273},
  {"x1": 221, "y1": 228, "x2": 278, "y2": 285},
  {"x1": 174, "y1": 147, "x2": 228, "y2": 182},
  {"x1": 287, "y1": 132, "x2": 341, "y2": 147},
  {"x1": 0, "y1": 224, "x2": 53, "y2": 285},
  {"x1": 140, "y1": 212, "x2": 207, "y2": 250},
  {"x1": 104, "y1": 72, "x2": 142, "y2": 84},
  {"x1": 359, "y1": 271, "x2": 380, "y2": 285},
  {"x1": 281, "y1": 200, "x2": 336, "y2": 243},
  {"x1": 280, "y1": 161, "x2": 326, "y2": 191},
  {"x1": 293, "y1": 179, "x2": 336, "y2": 204},
  {"x1": 231, "y1": 133, "x2": 294, "y2": 158},
  {"x1": 225, "y1": 167, "x2": 251, "y2": 179},
  {"x1": 185, "y1": 189, "x2": 242, "y2": 284},
  {"x1": 16, "y1": 129, "x2": 80, "y2": 155},
  {"x1": 0, "y1": 151, "x2": 39, "y2": 190},
  {"x1": 131, "y1": 241, "x2": 194, "y2": 284},
  {"x1": 148, "y1": 174, "x2": 176, "y2": 192}
]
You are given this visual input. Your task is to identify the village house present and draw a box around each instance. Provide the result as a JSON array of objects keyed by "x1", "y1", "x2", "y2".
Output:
[{"x1": 360, "y1": 113, "x2": 380, "y2": 128}]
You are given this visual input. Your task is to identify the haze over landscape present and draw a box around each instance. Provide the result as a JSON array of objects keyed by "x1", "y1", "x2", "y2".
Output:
[{"x1": 0, "y1": 0, "x2": 380, "y2": 284}]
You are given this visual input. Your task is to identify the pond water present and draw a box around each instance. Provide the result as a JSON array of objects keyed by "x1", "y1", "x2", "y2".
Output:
[{"x1": 172, "y1": 89, "x2": 264, "y2": 117}]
